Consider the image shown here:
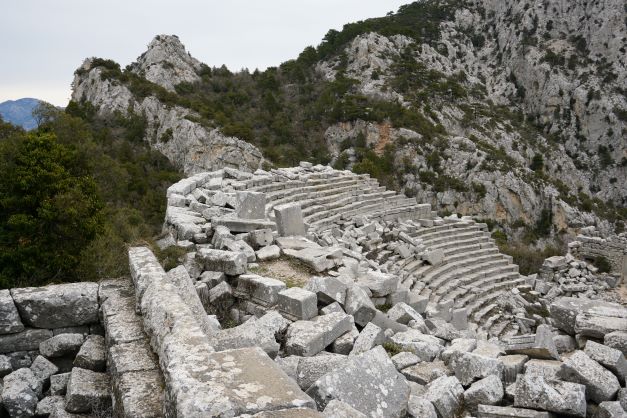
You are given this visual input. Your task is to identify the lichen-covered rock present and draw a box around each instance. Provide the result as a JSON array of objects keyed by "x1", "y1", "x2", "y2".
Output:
[
  {"x1": 557, "y1": 350, "x2": 620, "y2": 403},
  {"x1": 65, "y1": 367, "x2": 111, "y2": 413},
  {"x1": 323, "y1": 399, "x2": 367, "y2": 418},
  {"x1": 74, "y1": 335, "x2": 106, "y2": 372},
  {"x1": 0, "y1": 289, "x2": 24, "y2": 334},
  {"x1": 30, "y1": 355, "x2": 59, "y2": 383},
  {"x1": 514, "y1": 373, "x2": 586, "y2": 417},
  {"x1": 11, "y1": 283, "x2": 99, "y2": 328},
  {"x1": 463, "y1": 374, "x2": 504, "y2": 413},
  {"x1": 286, "y1": 312, "x2": 354, "y2": 357},
  {"x1": 424, "y1": 376, "x2": 464, "y2": 418},
  {"x1": 1, "y1": 368, "x2": 42, "y2": 417},
  {"x1": 39, "y1": 333, "x2": 85, "y2": 358},
  {"x1": 306, "y1": 346, "x2": 410, "y2": 417},
  {"x1": 0, "y1": 328, "x2": 53, "y2": 354}
]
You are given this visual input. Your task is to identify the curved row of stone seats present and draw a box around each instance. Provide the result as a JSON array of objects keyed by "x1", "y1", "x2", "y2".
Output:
[{"x1": 390, "y1": 219, "x2": 529, "y2": 337}]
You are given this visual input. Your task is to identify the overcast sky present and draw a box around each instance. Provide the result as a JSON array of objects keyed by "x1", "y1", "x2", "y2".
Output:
[{"x1": 1, "y1": 0, "x2": 412, "y2": 106}]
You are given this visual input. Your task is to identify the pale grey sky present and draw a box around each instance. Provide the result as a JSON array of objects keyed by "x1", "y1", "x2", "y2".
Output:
[{"x1": 1, "y1": 1, "x2": 412, "y2": 106}]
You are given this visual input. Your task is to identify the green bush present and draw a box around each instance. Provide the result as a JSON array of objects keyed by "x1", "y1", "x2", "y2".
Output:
[{"x1": 593, "y1": 256, "x2": 612, "y2": 273}]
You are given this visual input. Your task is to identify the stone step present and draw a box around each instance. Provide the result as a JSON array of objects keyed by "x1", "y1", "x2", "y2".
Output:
[
  {"x1": 465, "y1": 278, "x2": 528, "y2": 314},
  {"x1": 421, "y1": 230, "x2": 490, "y2": 248},
  {"x1": 488, "y1": 319, "x2": 510, "y2": 338},
  {"x1": 428, "y1": 259, "x2": 516, "y2": 292},
  {"x1": 413, "y1": 225, "x2": 482, "y2": 243},
  {"x1": 474, "y1": 304, "x2": 499, "y2": 325},
  {"x1": 422, "y1": 253, "x2": 508, "y2": 286}
]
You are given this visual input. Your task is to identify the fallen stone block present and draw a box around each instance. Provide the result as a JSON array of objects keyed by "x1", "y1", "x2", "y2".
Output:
[
  {"x1": 297, "y1": 352, "x2": 348, "y2": 391},
  {"x1": 605, "y1": 331, "x2": 627, "y2": 357},
  {"x1": 35, "y1": 395, "x2": 65, "y2": 416},
  {"x1": 464, "y1": 375, "x2": 504, "y2": 414},
  {"x1": 320, "y1": 301, "x2": 344, "y2": 315},
  {"x1": 249, "y1": 228, "x2": 274, "y2": 249},
  {"x1": 10, "y1": 282, "x2": 99, "y2": 328},
  {"x1": 595, "y1": 401, "x2": 627, "y2": 418},
  {"x1": 407, "y1": 396, "x2": 437, "y2": 418},
  {"x1": 323, "y1": 399, "x2": 367, "y2": 418},
  {"x1": 500, "y1": 354, "x2": 529, "y2": 384},
  {"x1": 256, "y1": 244, "x2": 281, "y2": 261},
  {"x1": 1, "y1": 368, "x2": 43, "y2": 417},
  {"x1": 278, "y1": 287, "x2": 318, "y2": 320},
  {"x1": 423, "y1": 249, "x2": 444, "y2": 266},
  {"x1": 524, "y1": 359, "x2": 563, "y2": 380},
  {"x1": 477, "y1": 405, "x2": 553, "y2": 417},
  {"x1": 50, "y1": 372, "x2": 70, "y2": 395},
  {"x1": 553, "y1": 334, "x2": 577, "y2": 354},
  {"x1": 574, "y1": 301, "x2": 627, "y2": 338},
  {"x1": 387, "y1": 302, "x2": 426, "y2": 328},
  {"x1": 108, "y1": 339, "x2": 159, "y2": 377},
  {"x1": 344, "y1": 285, "x2": 376, "y2": 326},
  {"x1": 390, "y1": 330, "x2": 443, "y2": 362},
  {"x1": 391, "y1": 351, "x2": 420, "y2": 370},
  {"x1": 306, "y1": 346, "x2": 410, "y2": 417},
  {"x1": 286, "y1": 312, "x2": 353, "y2": 357},
  {"x1": 549, "y1": 297, "x2": 594, "y2": 335},
  {"x1": 0, "y1": 289, "x2": 24, "y2": 334},
  {"x1": 275, "y1": 203, "x2": 307, "y2": 237},
  {"x1": 402, "y1": 360, "x2": 450, "y2": 385},
  {"x1": 74, "y1": 335, "x2": 106, "y2": 372},
  {"x1": 222, "y1": 238, "x2": 256, "y2": 262},
  {"x1": 557, "y1": 350, "x2": 620, "y2": 403},
  {"x1": 211, "y1": 216, "x2": 276, "y2": 233},
  {"x1": 39, "y1": 333, "x2": 84, "y2": 358},
  {"x1": 584, "y1": 340, "x2": 627, "y2": 381},
  {"x1": 407, "y1": 292, "x2": 429, "y2": 314},
  {"x1": 350, "y1": 322, "x2": 384, "y2": 355},
  {"x1": 424, "y1": 375, "x2": 464, "y2": 418},
  {"x1": 236, "y1": 191, "x2": 266, "y2": 219},
  {"x1": 65, "y1": 367, "x2": 111, "y2": 413},
  {"x1": 30, "y1": 355, "x2": 58, "y2": 384},
  {"x1": 441, "y1": 338, "x2": 478, "y2": 367},
  {"x1": 214, "y1": 311, "x2": 289, "y2": 358},
  {"x1": 209, "y1": 281, "x2": 235, "y2": 311},
  {"x1": 250, "y1": 408, "x2": 323, "y2": 417},
  {"x1": 196, "y1": 248, "x2": 247, "y2": 275},
  {"x1": 514, "y1": 373, "x2": 586, "y2": 417},
  {"x1": 0, "y1": 354, "x2": 12, "y2": 377},
  {"x1": 236, "y1": 274, "x2": 287, "y2": 307},
  {"x1": 330, "y1": 327, "x2": 359, "y2": 355},
  {"x1": 355, "y1": 270, "x2": 398, "y2": 297},
  {"x1": 284, "y1": 247, "x2": 342, "y2": 272},
  {"x1": 455, "y1": 351, "x2": 504, "y2": 386},
  {"x1": 0, "y1": 328, "x2": 52, "y2": 354},
  {"x1": 504, "y1": 325, "x2": 560, "y2": 360},
  {"x1": 305, "y1": 276, "x2": 347, "y2": 306},
  {"x1": 112, "y1": 369, "x2": 166, "y2": 418}
]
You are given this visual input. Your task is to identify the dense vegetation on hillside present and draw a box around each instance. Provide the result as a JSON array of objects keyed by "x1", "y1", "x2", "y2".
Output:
[{"x1": 0, "y1": 107, "x2": 180, "y2": 288}]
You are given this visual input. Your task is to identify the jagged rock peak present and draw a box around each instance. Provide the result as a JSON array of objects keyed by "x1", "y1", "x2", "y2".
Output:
[{"x1": 129, "y1": 34, "x2": 202, "y2": 92}]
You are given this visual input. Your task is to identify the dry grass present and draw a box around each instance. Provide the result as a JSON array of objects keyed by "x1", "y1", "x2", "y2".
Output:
[{"x1": 249, "y1": 256, "x2": 316, "y2": 288}]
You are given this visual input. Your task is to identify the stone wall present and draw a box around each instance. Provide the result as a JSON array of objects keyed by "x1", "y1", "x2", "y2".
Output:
[{"x1": 570, "y1": 231, "x2": 627, "y2": 279}]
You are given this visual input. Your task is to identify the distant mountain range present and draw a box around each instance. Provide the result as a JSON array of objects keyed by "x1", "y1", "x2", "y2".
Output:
[{"x1": 0, "y1": 98, "x2": 42, "y2": 130}]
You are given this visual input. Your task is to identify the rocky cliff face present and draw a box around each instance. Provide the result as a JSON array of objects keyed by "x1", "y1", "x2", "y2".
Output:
[
  {"x1": 70, "y1": 1, "x2": 625, "y2": 240},
  {"x1": 71, "y1": 37, "x2": 264, "y2": 175}
]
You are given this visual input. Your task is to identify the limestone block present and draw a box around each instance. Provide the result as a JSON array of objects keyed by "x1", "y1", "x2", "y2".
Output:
[
  {"x1": 256, "y1": 244, "x2": 281, "y2": 261},
  {"x1": 296, "y1": 353, "x2": 348, "y2": 391},
  {"x1": 236, "y1": 274, "x2": 287, "y2": 307},
  {"x1": 50, "y1": 372, "x2": 70, "y2": 395},
  {"x1": 402, "y1": 360, "x2": 450, "y2": 385},
  {"x1": 0, "y1": 289, "x2": 24, "y2": 334},
  {"x1": 214, "y1": 312, "x2": 289, "y2": 358},
  {"x1": 423, "y1": 249, "x2": 444, "y2": 266},
  {"x1": 391, "y1": 351, "x2": 420, "y2": 370},
  {"x1": 1, "y1": 368, "x2": 43, "y2": 417},
  {"x1": 112, "y1": 369, "x2": 165, "y2": 418},
  {"x1": 323, "y1": 399, "x2": 367, "y2": 418},
  {"x1": 584, "y1": 340, "x2": 627, "y2": 381},
  {"x1": 464, "y1": 375, "x2": 504, "y2": 414},
  {"x1": 39, "y1": 333, "x2": 84, "y2": 358},
  {"x1": 196, "y1": 248, "x2": 247, "y2": 275},
  {"x1": 278, "y1": 287, "x2": 318, "y2": 320},
  {"x1": 514, "y1": 374, "x2": 585, "y2": 418},
  {"x1": 595, "y1": 401, "x2": 627, "y2": 418},
  {"x1": 305, "y1": 276, "x2": 347, "y2": 306},
  {"x1": 387, "y1": 302, "x2": 426, "y2": 329},
  {"x1": 11, "y1": 282, "x2": 99, "y2": 328},
  {"x1": 344, "y1": 285, "x2": 377, "y2": 326},
  {"x1": 504, "y1": 325, "x2": 560, "y2": 360},
  {"x1": 424, "y1": 376, "x2": 464, "y2": 418},
  {"x1": 350, "y1": 322, "x2": 384, "y2": 355},
  {"x1": 455, "y1": 352, "x2": 504, "y2": 386},
  {"x1": 236, "y1": 191, "x2": 266, "y2": 219},
  {"x1": 286, "y1": 312, "x2": 354, "y2": 357},
  {"x1": 355, "y1": 270, "x2": 398, "y2": 297},
  {"x1": 549, "y1": 297, "x2": 594, "y2": 335},
  {"x1": 407, "y1": 396, "x2": 437, "y2": 418},
  {"x1": 249, "y1": 228, "x2": 274, "y2": 249},
  {"x1": 330, "y1": 327, "x2": 359, "y2": 355},
  {"x1": 306, "y1": 346, "x2": 410, "y2": 417},
  {"x1": 477, "y1": 405, "x2": 553, "y2": 417},
  {"x1": 275, "y1": 203, "x2": 306, "y2": 237},
  {"x1": 65, "y1": 367, "x2": 112, "y2": 413},
  {"x1": 0, "y1": 354, "x2": 12, "y2": 377},
  {"x1": 605, "y1": 331, "x2": 627, "y2": 357},
  {"x1": 575, "y1": 302, "x2": 627, "y2": 338},
  {"x1": 557, "y1": 350, "x2": 620, "y2": 403},
  {"x1": 30, "y1": 355, "x2": 58, "y2": 383},
  {"x1": 390, "y1": 330, "x2": 443, "y2": 362},
  {"x1": 441, "y1": 338, "x2": 478, "y2": 367},
  {"x1": 0, "y1": 328, "x2": 54, "y2": 354}
]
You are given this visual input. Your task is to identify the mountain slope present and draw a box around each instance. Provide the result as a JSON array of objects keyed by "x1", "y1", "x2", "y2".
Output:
[
  {"x1": 70, "y1": 0, "x2": 626, "y2": 243},
  {"x1": 0, "y1": 98, "x2": 41, "y2": 130}
]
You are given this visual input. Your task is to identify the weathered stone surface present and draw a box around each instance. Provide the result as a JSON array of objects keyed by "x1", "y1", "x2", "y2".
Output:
[
  {"x1": 477, "y1": 405, "x2": 553, "y2": 417},
  {"x1": 40, "y1": 333, "x2": 84, "y2": 358},
  {"x1": 256, "y1": 244, "x2": 281, "y2": 261},
  {"x1": 0, "y1": 328, "x2": 52, "y2": 354},
  {"x1": 618, "y1": 388, "x2": 627, "y2": 412},
  {"x1": 286, "y1": 312, "x2": 353, "y2": 357},
  {"x1": 391, "y1": 351, "x2": 420, "y2": 370},
  {"x1": 514, "y1": 373, "x2": 586, "y2": 418},
  {"x1": 441, "y1": 338, "x2": 478, "y2": 367},
  {"x1": 550, "y1": 297, "x2": 594, "y2": 335},
  {"x1": 74, "y1": 335, "x2": 106, "y2": 372},
  {"x1": 11, "y1": 282, "x2": 99, "y2": 328},
  {"x1": 605, "y1": 331, "x2": 627, "y2": 357},
  {"x1": 108, "y1": 339, "x2": 159, "y2": 375},
  {"x1": 500, "y1": 354, "x2": 529, "y2": 383},
  {"x1": 30, "y1": 355, "x2": 59, "y2": 383},
  {"x1": 595, "y1": 401, "x2": 627, "y2": 418},
  {"x1": 387, "y1": 302, "x2": 426, "y2": 328},
  {"x1": 36, "y1": 395, "x2": 65, "y2": 416},
  {"x1": 524, "y1": 359, "x2": 563, "y2": 380},
  {"x1": 350, "y1": 322, "x2": 384, "y2": 355},
  {"x1": 424, "y1": 376, "x2": 464, "y2": 418},
  {"x1": 50, "y1": 372, "x2": 70, "y2": 395},
  {"x1": 236, "y1": 274, "x2": 287, "y2": 307},
  {"x1": 390, "y1": 330, "x2": 443, "y2": 362},
  {"x1": 356, "y1": 270, "x2": 397, "y2": 297},
  {"x1": 464, "y1": 375, "x2": 504, "y2": 413},
  {"x1": 306, "y1": 346, "x2": 410, "y2": 417},
  {"x1": 504, "y1": 325, "x2": 560, "y2": 360},
  {"x1": 574, "y1": 302, "x2": 627, "y2": 338},
  {"x1": 209, "y1": 281, "x2": 235, "y2": 311},
  {"x1": 557, "y1": 350, "x2": 620, "y2": 403},
  {"x1": 406, "y1": 396, "x2": 437, "y2": 418},
  {"x1": 455, "y1": 351, "x2": 504, "y2": 386},
  {"x1": 275, "y1": 203, "x2": 306, "y2": 237},
  {"x1": 248, "y1": 408, "x2": 324, "y2": 417},
  {"x1": 584, "y1": 340, "x2": 627, "y2": 381},
  {"x1": 473, "y1": 340, "x2": 505, "y2": 358},
  {"x1": 330, "y1": 327, "x2": 359, "y2": 355},
  {"x1": 297, "y1": 353, "x2": 348, "y2": 391},
  {"x1": 0, "y1": 289, "x2": 24, "y2": 334},
  {"x1": 215, "y1": 311, "x2": 289, "y2": 358},
  {"x1": 323, "y1": 399, "x2": 367, "y2": 417},
  {"x1": 196, "y1": 247, "x2": 247, "y2": 275},
  {"x1": 402, "y1": 360, "x2": 449, "y2": 385},
  {"x1": 236, "y1": 191, "x2": 266, "y2": 219},
  {"x1": 344, "y1": 285, "x2": 376, "y2": 326},
  {"x1": 305, "y1": 276, "x2": 348, "y2": 306},
  {"x1": 0, "y1": 354, "x2": 12, "y2": 377},
  {"x1": 278, "y1": 287, "x2": 319, "y2": 321},
  {"x1": 65, "y1": 367, "x2": 111, "y2": 413},
  {"x1": 249, "y1": 228, "x2": 274, "y2": 249},
  {"x1": 1, "y1": 368, "x2": 42, "y2": 417},
  {"x1": 112, "y1": 369, "x2": 165, "y2": 418}
]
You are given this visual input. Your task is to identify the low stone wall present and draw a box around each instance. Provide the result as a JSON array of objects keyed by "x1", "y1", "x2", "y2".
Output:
[
  {"x1": 571, "y1": 232, "x2": 627, "y2": 279},
  {"x1": 0, "y1": 282, "x2": 111, "y2": 417}
]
